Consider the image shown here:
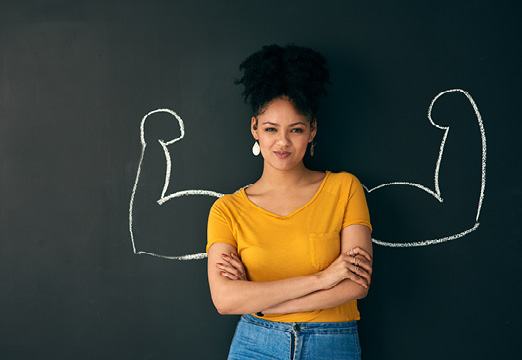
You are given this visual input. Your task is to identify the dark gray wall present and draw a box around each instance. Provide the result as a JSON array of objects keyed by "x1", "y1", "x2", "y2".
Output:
[{"x1": 1, "y1": 1, "x2": 520, "y2": 359}]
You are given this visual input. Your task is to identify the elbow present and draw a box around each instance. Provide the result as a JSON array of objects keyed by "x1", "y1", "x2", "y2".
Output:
[
  {"x1": 356, "y1": 286, "x2": 369, "y2": 300},
  {"x1": 214, "y1": 300, "x2": 252, "y2": 315},
  {"x1": 212, "y1": 294, "x2": 239, "y2": 315},
  {"x1": 216, "y1": 306, "x2": 231, "y2": 315},
  {"x1": 215, "y1": 304, "x2": 247, "y2": 315},
  {"x1": 215, "y1": 302, "x2": 235, "y2": 315},
  {"x1": 212, "y1": 298, "x2": 231, "y2": 315}
]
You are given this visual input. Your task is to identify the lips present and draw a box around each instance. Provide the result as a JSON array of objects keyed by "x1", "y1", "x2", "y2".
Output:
[{"x1": 274, "y1": 151, "x2": 291, "y2": 159}]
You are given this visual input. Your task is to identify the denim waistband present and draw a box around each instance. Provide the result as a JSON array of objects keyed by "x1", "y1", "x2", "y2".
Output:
[{"x1": 240, "y1": 314, "x2": 358, "y2": 334}]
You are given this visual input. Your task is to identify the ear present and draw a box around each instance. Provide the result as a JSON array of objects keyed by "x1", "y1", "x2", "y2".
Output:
[
  {"x1": 310, "y1": 118, "x2": 317, "y2": 141},
  {"x1": 251, "y1": 116, "x2": 258, "y2": 139}
]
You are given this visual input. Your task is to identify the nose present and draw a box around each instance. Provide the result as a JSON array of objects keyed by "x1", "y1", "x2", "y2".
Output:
[{"x1": 277, "y1": 131, "x2": 290, "y2": 146}]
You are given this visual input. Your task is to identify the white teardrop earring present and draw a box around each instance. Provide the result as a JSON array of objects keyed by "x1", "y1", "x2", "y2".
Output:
[{"x1": 252, "y1": 141, "x2": 260, "y2": 156}]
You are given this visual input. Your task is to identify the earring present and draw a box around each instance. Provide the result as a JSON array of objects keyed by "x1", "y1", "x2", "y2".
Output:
[
  {"x1": 310, "y1": 138, "x2": 316, "y2": 157},
  {"x1": 252, "y1": 141, "x2": 260, "y2": 156}
]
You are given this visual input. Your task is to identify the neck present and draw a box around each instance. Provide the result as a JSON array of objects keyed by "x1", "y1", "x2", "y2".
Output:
[{"x1": 258, "y1": 161, "x2": 312, "y2": 189}]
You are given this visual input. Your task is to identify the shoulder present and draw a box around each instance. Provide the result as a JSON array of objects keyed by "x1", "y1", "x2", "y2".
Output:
[
  {"x1": 322, "y1": 171, "x2": 367, "y2": 201},
  {"x1": 210, "y1": 190, "x2": 248, "y2": 216},
  {"x1": 326, "y1": 171, "x2": 363, "y2": 188}
]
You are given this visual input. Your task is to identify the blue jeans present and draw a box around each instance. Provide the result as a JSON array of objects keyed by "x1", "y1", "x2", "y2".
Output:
[{"x1": 228, "y1": 314, "x2": 361, "y2": 360}]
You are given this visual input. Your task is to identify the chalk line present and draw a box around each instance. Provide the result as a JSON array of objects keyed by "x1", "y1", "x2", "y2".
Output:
[
  {"x1": 364, "y1": 89, "x2": 486, "y2": 247},
  {"x1": 128, "y1": 89, "x2": 487, "y2": 260},
  {"x1": 134, "y1": 250, "x2": 208, "y2": 261},
  {"x1": 371, "y1": 222, "x2": 480, "y2": 248},
  {"x1": 129, "y1": 108, "x2": 221, "y2": 260}
]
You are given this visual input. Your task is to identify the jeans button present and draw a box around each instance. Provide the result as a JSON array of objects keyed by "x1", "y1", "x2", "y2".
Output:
[{"x1": 294, "y1": 324, "x2": 300, "y2": 331}]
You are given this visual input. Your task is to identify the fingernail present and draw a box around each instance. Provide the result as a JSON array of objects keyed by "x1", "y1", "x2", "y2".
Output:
[
  {"x1": 221, "y1": 254, "x2": 228, "y2": 259},
  {"x1": 216, "y1": 263, "x2": 223, "y2": 268}
]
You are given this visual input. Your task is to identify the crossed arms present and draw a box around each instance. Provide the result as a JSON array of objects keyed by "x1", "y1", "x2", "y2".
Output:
[{"x1": 207, "y1": 224, "x2": 373, "y2": 315}]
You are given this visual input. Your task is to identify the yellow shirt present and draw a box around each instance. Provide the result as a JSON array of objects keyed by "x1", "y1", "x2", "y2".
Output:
[{"x1": 206, "y1": 171, "x2": 372, "y2": 323}]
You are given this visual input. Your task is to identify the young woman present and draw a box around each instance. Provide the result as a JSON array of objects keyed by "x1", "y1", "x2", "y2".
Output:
[{"x1": 206, "y1": 44, "x2": 373, "y2": 360}]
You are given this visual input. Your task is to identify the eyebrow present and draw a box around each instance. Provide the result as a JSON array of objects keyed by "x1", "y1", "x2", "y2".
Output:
[{"x1": 261, "y1": 121, "x2": 307, "y2": 126}]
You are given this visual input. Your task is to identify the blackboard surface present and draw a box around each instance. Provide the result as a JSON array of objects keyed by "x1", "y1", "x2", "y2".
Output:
[{"x1": 1, "y1": 1, "x2": 521, "y2": 359}]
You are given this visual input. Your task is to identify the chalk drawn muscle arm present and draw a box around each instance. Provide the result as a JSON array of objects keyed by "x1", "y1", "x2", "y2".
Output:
[
  {"x1": 364, "y1": 89, "x2": 486, "y2": 248},
  {"x1": 129, "y1": 108, "x2": 222, "y2": 260}
]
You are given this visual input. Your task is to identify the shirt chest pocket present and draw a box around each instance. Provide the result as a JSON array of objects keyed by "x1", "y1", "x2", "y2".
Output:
[{"x1": 309, "y1": 231, "x2": 341, "y2": 270}]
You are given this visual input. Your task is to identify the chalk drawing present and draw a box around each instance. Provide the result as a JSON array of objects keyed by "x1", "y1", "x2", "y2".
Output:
[
  {"x1": 129, "y1": 109, "x2": 223, "y2": 260},
  {"x1": 129, "y1": 89, "x2": 486, "y2": 259},
  {"x1": 363, "y1": 89, "x2": 486, "y2": 247}
]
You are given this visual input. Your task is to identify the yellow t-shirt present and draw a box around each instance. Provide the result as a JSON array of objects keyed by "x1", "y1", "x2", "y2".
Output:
[{"x1": 206, "y1": 171, "x2": 371, "y2": 323}]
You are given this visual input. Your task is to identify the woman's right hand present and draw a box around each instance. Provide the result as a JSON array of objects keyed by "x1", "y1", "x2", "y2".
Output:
[{"x1": 317, "y1": 247, "x2": 372, "y2": 290}]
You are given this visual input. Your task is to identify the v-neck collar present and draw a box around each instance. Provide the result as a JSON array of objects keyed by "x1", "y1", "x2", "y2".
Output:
[{"x1": 241, "y1": 171, "x2": 330, "y2": 218}]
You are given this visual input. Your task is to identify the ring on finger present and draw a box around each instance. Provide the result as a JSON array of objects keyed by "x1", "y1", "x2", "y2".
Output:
[{"x1": 354, "y1": 266, "x2": 359, "y2": 274}]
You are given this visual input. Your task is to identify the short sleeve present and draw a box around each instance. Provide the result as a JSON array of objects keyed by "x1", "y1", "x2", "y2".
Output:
[
  {"x1": 342, "y1": 175, "x2": 372, "y2": 232},
  {"x1": 206, "y1": 199, "x2": 238, "y2": 253}
]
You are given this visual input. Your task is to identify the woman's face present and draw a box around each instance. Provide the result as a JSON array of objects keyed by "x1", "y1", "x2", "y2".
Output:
[{"x1": 251, "y1": 98, "x2": 316, "y2": 172}]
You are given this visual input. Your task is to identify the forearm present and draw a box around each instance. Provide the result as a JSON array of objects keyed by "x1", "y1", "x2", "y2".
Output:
[
  {"x1": 262, "y1": 279, "x2": 368, "y2": 314},
  {"x1": 210, "y1": 274, "x2": 324, "y2": 315},
  {"x1": 207, "y1": 239, "x2": 371, "y2": 316}
]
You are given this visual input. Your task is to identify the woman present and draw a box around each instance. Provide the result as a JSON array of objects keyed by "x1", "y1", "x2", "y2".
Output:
[{"x1": 206, "y1": 44, "x2": 373, "y2": 360}]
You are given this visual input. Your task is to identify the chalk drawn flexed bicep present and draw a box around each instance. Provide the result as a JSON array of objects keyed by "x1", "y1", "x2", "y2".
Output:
[
  {"x1": 129, "y1": 109, "x2": 223, "y2": 260},
  {"x1": 128, "y1": 89, "x2": 487, "y2": 261},
  {"x1": 363, "y1": 89, "x2": 486, "y2": 247}
]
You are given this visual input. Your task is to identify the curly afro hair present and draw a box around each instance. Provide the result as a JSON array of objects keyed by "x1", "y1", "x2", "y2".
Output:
[{"x1": 235, "y1": 44, "x2": 330, "y2": 120}]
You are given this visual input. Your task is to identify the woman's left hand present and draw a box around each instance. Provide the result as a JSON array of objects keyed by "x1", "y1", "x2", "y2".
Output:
[{"x1": 216, "y1": 252, "x2": 248, "y2": 280}]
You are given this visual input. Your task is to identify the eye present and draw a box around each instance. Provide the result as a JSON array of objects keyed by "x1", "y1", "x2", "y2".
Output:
[
  {"x1": 291, "y1": 128, "x2": 304, "y2": 133},
  {"x1": 264, "y1": 127, "x2": 276, "y2": 132}
]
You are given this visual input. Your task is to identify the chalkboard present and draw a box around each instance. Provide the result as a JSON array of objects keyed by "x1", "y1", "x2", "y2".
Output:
[{"x1": 1, "y1": 1, "x2": 520, "y2": 359}]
